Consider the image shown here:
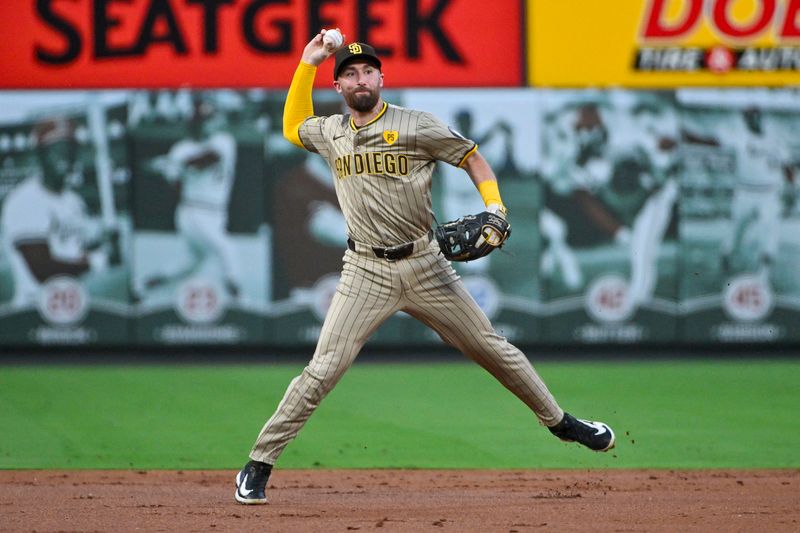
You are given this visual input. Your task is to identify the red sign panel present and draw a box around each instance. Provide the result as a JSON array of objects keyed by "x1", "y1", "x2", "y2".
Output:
[{"x1": 0, "y1": 0, "x2": 522, "y2": 88}]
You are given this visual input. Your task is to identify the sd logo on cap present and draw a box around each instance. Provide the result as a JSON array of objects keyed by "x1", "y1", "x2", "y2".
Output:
[{"x1": 333, "y1": 42, "x2": 382, "y2": 79}]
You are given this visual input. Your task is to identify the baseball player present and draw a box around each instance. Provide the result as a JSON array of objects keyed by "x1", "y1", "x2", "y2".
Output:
[
  {"x1": 1, "y1": 118, "x2": 119, "y2": 307},
  {"x1": 538, "y1": 102, "x2": 629, "y2": 290},
  {"x1": 539, "y1": 97, "x2": 678, "y2": 308},
  {"x1": 138, "y1": 95, "x2": 241, "y2": 298},
  {"x1": 235, "y1": 32, "x2": 616, "y2": 505},
  {"x1": 720, "y1": 107, "x2": 794, "y2": 280},
  {"x1": 625, "y1": 96, "x2": 679, "y2": 307}
]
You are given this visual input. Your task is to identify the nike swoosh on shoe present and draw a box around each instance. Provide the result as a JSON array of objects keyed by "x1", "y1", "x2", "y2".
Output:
[{"x1": 237, "y1": 473, "x2": 254, "y2": 496}]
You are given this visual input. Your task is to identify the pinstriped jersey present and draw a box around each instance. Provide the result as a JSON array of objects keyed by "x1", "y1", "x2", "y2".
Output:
[{"x1": 298, "y1": 102, "x2": 476, "y2": 247}]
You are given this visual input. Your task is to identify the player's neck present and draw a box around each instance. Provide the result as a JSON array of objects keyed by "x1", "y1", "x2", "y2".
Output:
[{"x1": 349, "y1": 99, "x2": 384, "y2": 128}]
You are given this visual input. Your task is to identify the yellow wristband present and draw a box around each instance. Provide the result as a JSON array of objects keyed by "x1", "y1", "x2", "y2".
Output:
[{"x1": 477, "y1": 180, "x2": 504, "y2": 208}]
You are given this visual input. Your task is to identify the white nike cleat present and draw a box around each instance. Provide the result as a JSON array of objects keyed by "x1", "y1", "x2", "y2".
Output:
[{"x1": 235, "y1": 460, "x2": 271, "y2": 504}]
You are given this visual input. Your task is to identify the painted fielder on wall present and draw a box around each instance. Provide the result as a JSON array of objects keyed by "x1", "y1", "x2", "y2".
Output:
[
  {"x1": 136, "y1": 95, "x2": 241, "y2": 300},
  {"x1": 234, "y1": 29, "x2": 616, "y2": 505},
  {"x1": 538, "y1": 94, "x2": 678, "y2": 314},
  {"x1": 720, "y1": 106, "x2": 795, "y2": 282},
  {"x1": 0, "y1": 118, "x2": 121, "y2": 312},
  {"x1": 675, "y1": 94, "x2": 800, "y2": 338}
]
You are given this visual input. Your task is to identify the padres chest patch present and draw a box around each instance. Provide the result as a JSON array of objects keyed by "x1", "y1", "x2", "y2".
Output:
[{"x1": 383, "y1": 130, "x2": 398, "y2": 145}]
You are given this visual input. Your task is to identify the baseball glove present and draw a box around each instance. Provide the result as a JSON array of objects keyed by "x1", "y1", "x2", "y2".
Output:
[{"x1": 435, "y1": 211, "x2": 511, "y2": 262}]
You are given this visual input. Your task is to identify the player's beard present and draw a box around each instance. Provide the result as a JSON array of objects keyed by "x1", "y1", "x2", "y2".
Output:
[{"x1": 344, "y1": 87, "x2": 380, "y2": 113}]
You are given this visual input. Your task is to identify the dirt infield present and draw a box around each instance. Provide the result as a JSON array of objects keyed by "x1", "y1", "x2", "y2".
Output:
[{"x1": 1, "y1": 469, "x2": 798, "y2": 532}]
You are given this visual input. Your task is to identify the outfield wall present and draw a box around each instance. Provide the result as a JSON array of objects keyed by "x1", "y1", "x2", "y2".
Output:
[
  {"x1": 1, "y1": 88, "x2": 798, "y2": 348},
  {"x1": 1, "y1": 1, "x2": 799, "y2": 349}
]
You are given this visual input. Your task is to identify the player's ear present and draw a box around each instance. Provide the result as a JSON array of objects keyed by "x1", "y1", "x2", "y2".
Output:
[
  {"x1": 333, "y1": 80, "x2": 342, "y2": 94},
  {"x1": 379, "y1": 73, "x2": 384, "y2": 88}
]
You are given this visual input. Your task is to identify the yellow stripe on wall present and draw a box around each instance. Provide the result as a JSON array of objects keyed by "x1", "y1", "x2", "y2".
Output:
[{"x1": 527, "y1": 0, "x2": 800, "y2": 88}]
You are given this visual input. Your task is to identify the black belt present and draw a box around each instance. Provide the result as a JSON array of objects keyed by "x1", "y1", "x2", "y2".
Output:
[{"x1": 347, "y1": 232, "x2": 432, "y2": 261}]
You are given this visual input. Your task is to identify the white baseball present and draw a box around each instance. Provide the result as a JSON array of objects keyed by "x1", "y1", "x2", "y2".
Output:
[{"x1": 323, "y1": 29, "x2": 343, "y2": 49}]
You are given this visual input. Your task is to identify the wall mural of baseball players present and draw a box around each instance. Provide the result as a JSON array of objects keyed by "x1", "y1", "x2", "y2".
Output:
[
  {"x1": 536, "y1": 90, "x2": 681, "y2": 343},
  {"x1": 0, "y1": 92, "x2": 132, "y2": 345},
  {"x1": 2, "y1": 87, "x2": 799, "y2": 348},
  {"x1": 129, "y1": 89, "x2": 270, "y2": 345},
  {"x1": 677, "y1": 89, "x2": 800, "y2": 343}
]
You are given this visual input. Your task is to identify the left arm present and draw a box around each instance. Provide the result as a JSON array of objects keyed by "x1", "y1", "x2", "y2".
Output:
[
  {"x1": 417, "y1": 113, "x2": 506, "y2": 216},
  {"x1": 461, "y1": 150, "x2": 506, "y2": 215},
  {"x1": 435, "y1": 149, "x2": 512, "y2": 261}
]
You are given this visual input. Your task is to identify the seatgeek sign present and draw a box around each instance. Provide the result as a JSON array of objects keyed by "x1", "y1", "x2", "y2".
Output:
[
  {"x1": 0, "y1": 0, "x2": 522, "y2": 88},
  {"x1": 529, "y1": 0, "x2": 800, "y2": 87}
]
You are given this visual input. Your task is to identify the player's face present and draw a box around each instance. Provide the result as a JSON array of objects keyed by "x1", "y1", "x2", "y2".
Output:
[
  {"x1": 38, "y1": 139, "x2": 75, "y2": 191},
  {"x1": 334, "y1": 61, "x2": 383, "y2": 112}
]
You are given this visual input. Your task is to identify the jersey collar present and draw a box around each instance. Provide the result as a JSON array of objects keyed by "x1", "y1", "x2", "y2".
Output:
[{"x1": 349, "y1": 102, "x2": 388, "y2": 131}]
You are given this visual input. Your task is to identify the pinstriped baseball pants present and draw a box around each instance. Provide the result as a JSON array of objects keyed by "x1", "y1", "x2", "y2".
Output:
[{"x1": 250, "y1": 239, "x2": 563, "y2": 465}]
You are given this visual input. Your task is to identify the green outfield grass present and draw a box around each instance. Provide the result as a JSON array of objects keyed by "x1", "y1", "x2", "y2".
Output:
[{"x1": 1, "y1": 359, "x2": 797, "y2": 470}]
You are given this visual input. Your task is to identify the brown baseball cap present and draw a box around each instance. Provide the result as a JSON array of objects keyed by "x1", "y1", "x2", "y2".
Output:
[{"x1": 333, "y1": 43, "x2": 382, "y2": 79}]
